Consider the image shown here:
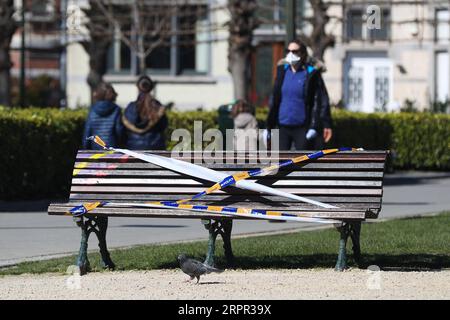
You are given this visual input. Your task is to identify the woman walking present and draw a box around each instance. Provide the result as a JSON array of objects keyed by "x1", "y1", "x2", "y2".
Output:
[
  {"x1": 266, "y1": 40, "x2": 332, "y2": 150},
  {"x1": 122, "y1": 75, "x2": 168, "y2": 150}
]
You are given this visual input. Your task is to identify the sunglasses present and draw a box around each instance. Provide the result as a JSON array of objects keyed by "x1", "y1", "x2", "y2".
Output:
[{"x1": 286, "y1": 49, "x2": 301, "y2": 54}]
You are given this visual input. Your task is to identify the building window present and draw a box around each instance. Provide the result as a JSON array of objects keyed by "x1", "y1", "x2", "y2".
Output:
[
  {"x1": 28, "y1": 0, "x2": 57, "y2": 32},
  {"x1": 108, "y1": 42, "x2": 132, "y2": 73},
  {"x1": 256, "y1": 0, "x2": 304, "y2": 31},
  {"x1": 178, "y1": 6, "x2": 209, "y2": 75},
  {"x1": 345, "y1": 54, "x2": 392, "y2": 112},
  {"x1": 347, "y1": 66, "x2": 363, "y2": 107},
  {"x1": 435, "y1": 51, "x2": 449, "y2": 102},
  {"x1": 252, "y1": 44, "x2": 273, "y2": 106},
  {"x1": 435, "y1": 8, "x2": 449, "y2": 44},
  {"x1": 145, "y1": 46, "x2": 171, "y2": 72},
  {"x1": 347, "y1": 9, "x2": 363, "y2": 40},
  {"x1": 374, "y1": 66, "x2": 390, "y2": 107},
  {"x1": 106, "y1": 3, "x2": 209, "y2": 76},
  {"x1": 30, "y1": 0, "x2": 54, "y2": 17},
  {"x1": 346, "y1": 7, "x2": 390, "y2": 41}
]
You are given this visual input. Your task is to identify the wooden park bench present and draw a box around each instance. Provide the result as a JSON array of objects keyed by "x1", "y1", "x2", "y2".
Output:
[{"x1": 48, "y1": 150, "x2": 388, "y2": 274}]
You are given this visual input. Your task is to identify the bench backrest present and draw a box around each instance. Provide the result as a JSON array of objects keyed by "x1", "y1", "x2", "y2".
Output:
[{"x1": 69, "y1": 150, "x2": 387, "y2": 220}]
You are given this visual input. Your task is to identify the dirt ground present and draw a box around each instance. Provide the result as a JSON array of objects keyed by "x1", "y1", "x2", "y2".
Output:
[{"x1": 1, "y1": 268, "x2": 449, "y2": 300}]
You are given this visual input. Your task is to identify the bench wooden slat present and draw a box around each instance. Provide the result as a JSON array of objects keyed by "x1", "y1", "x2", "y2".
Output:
[
  {"x1": 60, "y1": 200, "x2": 378, "y2": 211},
  {"x1": 48, "y1": 204, "x2": 367, "y2": 220},
  {"x1": 70, "y1": 185, "x2": 383, "y2": 195},
  {"x1": 72, "y1": 167, "x2": 384, "y2": 178},
  {"x1": 76, "y1": 155, "x2": 386, "y2": 163},
  {"x1": 68, "y1": 193, "x2": 382, "y2": 211},
  {"x1": 53, "y1": 203, "x2": 369, "y2": 212},
  {"x1": 71, "y1": 178, "x2": 383, "y2": 188},
  {"x1": 69, "y1": 193, "x2": 382, "y2": 204},
  {"x1": 77, "y1": 150, "x2": 388, "y2": 154},
  {"x1": 74, "y1": 161, "x2": 386, "y2": 170},
  {"x1": 75, "y1": 151, "x2": 387, "y2": 162},
  {"x1": 78, "y1": 150, "x2": 387, "y2": 159}
]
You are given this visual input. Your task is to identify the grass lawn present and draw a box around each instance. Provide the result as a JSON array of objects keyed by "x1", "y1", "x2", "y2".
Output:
[{"x1": 1, "y1": 212, "x2": 449, "y2": 276}]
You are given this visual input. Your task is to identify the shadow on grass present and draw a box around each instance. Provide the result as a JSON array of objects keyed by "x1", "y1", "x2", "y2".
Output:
[
  {"x1": 158, "y1": 253, "x2": 450, "y2": 272},
  {"x1": 360, "y1": 254, "x2": 450, "y2": 271}
]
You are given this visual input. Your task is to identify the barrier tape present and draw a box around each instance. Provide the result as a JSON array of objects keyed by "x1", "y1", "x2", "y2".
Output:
[{"x1": 68, "y1": 135, "x2": 362, "y2": 223}]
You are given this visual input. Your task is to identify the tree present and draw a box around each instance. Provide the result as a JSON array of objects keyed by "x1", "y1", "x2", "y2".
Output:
[
  {"x1": 298, "y1": 0, "x2": 335, "y2": 61},
  {"x1": 226, "y1": 0, "x2": 259, "y2": 100},
  {"x1": 0, "y1": 1, "x2": 18, "y2": 106},
  {"x1": 92, "y1": 0, "x2": 176, "y2": 75},
  {"x1": 80, "y1": 1, "x2": 115, "y2": 93}
]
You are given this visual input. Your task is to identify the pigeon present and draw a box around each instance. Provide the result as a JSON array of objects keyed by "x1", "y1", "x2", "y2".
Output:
[{"x1": 177, "y1": 253, "x2": 224, "y2": 284}]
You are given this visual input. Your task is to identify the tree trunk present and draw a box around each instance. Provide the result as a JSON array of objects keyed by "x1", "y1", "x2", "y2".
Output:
[
  {"x1": 82, "y1": 1, "x2": 114, "y2": 102},
  {"x1": 229, "y1": 49, "x2": 248, "y2": 100},
  {"x1": 227, "y1": 0, "x2": 258, "y2": 101},
  {"x1": 0, "y1": 47, "x2": 11, "y2": 106},
  {"x1": 138, "y1": 55, "x2": 145, "y2": 75},
  {"x1": 82, "y1": 39, "x2": 111, "y2": 98}
]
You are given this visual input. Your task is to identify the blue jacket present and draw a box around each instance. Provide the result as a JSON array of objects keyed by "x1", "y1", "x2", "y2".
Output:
[
  {"x1": 82, "y1": 101, "x2": 124, "y2": 150},
  {"x1": 122, "y1": 101, "x2": 167, "y2": 150}
]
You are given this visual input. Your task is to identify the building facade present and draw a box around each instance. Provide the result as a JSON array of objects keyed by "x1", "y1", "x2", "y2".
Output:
[
  {"x1": 65, "y1": 0, "x2": 450, "y2": 112},
  {"x1": 66, "y1": 0, "x2": 234, "y2": 109},
  {"x1": 251, "y1": 0, "x2": 450, "y2": 112},
  {"x1": 322, "y1": 0, "x2": 450, "y2": 112}
]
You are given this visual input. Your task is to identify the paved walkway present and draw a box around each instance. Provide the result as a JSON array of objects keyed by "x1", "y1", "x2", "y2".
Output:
[{"x1": 1, "y1": 171, "x2": 449, "y2": 267}]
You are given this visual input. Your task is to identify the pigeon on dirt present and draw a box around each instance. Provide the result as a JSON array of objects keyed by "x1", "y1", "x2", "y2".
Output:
[{"x1": 177, "y1": 253, "x2": 224, "y2": 283}]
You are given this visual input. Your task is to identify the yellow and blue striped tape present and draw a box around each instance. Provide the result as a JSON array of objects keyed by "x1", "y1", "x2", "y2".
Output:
[{"x1": 69, "y1": 136, "x2": 358, "y2": 221}]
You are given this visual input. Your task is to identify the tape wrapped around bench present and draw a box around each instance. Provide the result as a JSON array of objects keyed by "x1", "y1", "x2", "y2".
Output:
[{"x1": 48, "y1": 150, "x2": 388, "y2": 220}]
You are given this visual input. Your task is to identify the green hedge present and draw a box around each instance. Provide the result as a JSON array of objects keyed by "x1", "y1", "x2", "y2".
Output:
[
  {"x1": 0, "y1": 106, "x2": 449, "y2": 199},
  {"x1": 329, "y1": 110, "x2": 450, "y2": 170},
  {"x1": 166, "y1": 110, "x2": 217, "y2": 150},
  {"x1": 0, "y1": 107, "x2": 87, "y2": 199}
]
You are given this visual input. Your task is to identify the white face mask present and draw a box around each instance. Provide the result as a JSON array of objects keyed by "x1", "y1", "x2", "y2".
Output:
[{"x1": 286, "y1": 52, "x2": 301, "y2": 65}]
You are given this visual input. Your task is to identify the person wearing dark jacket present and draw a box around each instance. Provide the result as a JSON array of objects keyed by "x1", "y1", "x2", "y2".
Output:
[
  {"x1": 267, "y1": 40, "x2": 333, "y2": 150},
  {"x1": 122, "y1": 75, "x2": 168, "y2": 150},
  {"x1": 310, "y1": 69, "x2": 333, "y2": 149},
  {"x1": 82, "y1": 82, "x2": 123, "y2": 150}
]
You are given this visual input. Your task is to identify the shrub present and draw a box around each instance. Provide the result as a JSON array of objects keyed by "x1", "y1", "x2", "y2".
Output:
[
  {"x1": 0, "y1": 107, "x2": 87, "y2": 199},
  {"x1": 329, "y1": 110, "x2": 450, "y2": 170},
  {"x1": 0, "y1": 106, "x2": 449, "y2": 199},
  {"x1": 166, "y1": 110, "x2": 217, "y2": 150}
]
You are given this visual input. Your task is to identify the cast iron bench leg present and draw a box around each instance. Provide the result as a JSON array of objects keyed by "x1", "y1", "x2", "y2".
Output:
[
  {"x1": 96, "y1": 216, "x2": 116, "y2": 270},
  {"x1": 221, "y1": 220, "x2": 235, "y2": 267},
  {"x1": 202, "y1": 219, "x2": 235, "y2": 268},
  {"x1": 335, "y1": 221, "x2": 362, "y2": 271},
  {"x1": 74, "y1": 216, "x2": 90, "y2": 275},
  {"x1": 349, "y1": 221, "x2": 362, "y2": 265},
  {"x1": 73, "y1": 215, "x2": 115, "y2": 275}
]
